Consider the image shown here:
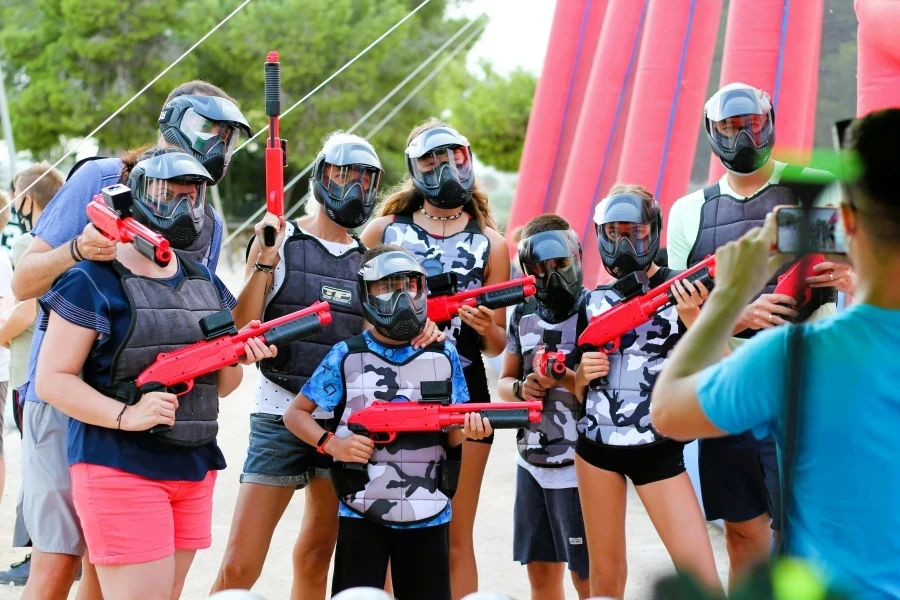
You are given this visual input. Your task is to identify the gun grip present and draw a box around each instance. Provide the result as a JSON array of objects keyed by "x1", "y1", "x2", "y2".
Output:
[
  {"x1": 263, "y1": 225, "x2": 277, "y2": 247},
  {"x1": 149, "y1": 424, "x2": 173, "y2": 434}
]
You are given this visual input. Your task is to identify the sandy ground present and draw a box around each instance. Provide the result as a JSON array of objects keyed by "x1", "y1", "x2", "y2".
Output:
[{"x1": 0, "y1": 265, "x2": 728, "y2": 599}]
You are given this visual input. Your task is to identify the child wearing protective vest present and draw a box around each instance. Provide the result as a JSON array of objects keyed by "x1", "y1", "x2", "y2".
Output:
[
  {"x1": 34, "y1": 149, "x2": 276, "y2": 599},
  {"x1": 284, "y1": 244, "x2": 492, "y2": 600},
  {"x1": 497, "y1": 215, "x2": 592, "y2": 599}
]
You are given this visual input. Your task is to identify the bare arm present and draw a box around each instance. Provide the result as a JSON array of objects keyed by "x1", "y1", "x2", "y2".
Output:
[
  {"x1": 234, "y1": 214, "x2": 285, "y2": 329},
  {"x1": 0, "y1": 299, "x2": 37, "y2": 346},
  {"x1": 458, "y1": 228, "x2": 510, "y2": 358},
  {"x1": 359, "y1": 216, "x2": 392, "y2": 249},
  {"x1": 12, "y1": 226, "x2": 117, "y2": 301},
  {"x1": 284, "y1": 392, "x2": 375, "y2": 464},
  {"x1": 497, "y1": 350, "x2": 522, "y2": 403}
]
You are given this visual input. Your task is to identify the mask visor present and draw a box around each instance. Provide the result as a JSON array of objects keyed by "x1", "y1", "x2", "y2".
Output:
[
  {"x1": 409, "y1": 145, "x2": 473, "y2": 190},
  {"x1": 139, "y1": 176, "x2": 207, "y2": 219}
]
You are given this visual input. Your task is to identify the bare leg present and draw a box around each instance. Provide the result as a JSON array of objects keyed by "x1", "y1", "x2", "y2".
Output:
[
  {"x1": 570, "y1": 569, "x2": 591, "y2": 600},
  {"x1": 634, "y1": 473, "x2": 723, "y2": 593},
  {"x1": 75, "y1": 553, "x2": 104, "y2": 600},
  {"x1": 575, "y1": 456, "x2": 628, "y2": 599},
  {"x1": 21, "y1": 550, "x2": 81, "y2": 600},
  {"x1": 95, "y1": 555, "x2": 176, "y2": 600},
  {"x1": 723, "y1": 514, "x2": 772, "y2": 592},
  {"x1": 169, "y1": 550, "x2": 196, "y2": 600},
  {"x1": 526, "y1": 561, "x2": 565, "y2": 600},
  {"x1": 449, "y1": 441, "x2": 490, "y2": 600},
  {"x1": 291, "y1": 477, "x2": 339, "y2": 600},
  {"x1": 210, "y1": 483, "x2": 294, "y2": 592}
]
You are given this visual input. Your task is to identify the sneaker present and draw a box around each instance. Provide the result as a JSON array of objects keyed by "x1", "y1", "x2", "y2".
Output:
[{"x1": 0, "y1": 554, "x2": 30, "y2": 586}]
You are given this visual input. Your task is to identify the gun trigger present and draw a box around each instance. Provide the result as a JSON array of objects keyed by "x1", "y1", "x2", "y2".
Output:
[
  {"x1": 371, "y1": 432, "x2": 396, "y2": 445},
  {"x1": 602, "y1": 339, "x2": 621, "y2": 353},
  {"x1": 171, "y1": 381, "x2": 193, "y2": 396}
]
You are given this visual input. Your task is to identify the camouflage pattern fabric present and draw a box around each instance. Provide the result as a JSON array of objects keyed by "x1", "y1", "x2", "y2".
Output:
[
  {"x1": 337, "y1": 345, "x2": 455, "y2": 525},
  {"x1": 577, "y1": 287, "x2": 681, "y2": 447},
  {"x1": 515, "y1": 301, "x2": 583, "y2": 467},
  {"x1": 383, "y1": 216, "x2": 489, "y2": 368}
]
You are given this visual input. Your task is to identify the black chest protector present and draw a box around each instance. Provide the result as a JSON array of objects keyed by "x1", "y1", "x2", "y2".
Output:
[
  {"x1": 259, "y1": 229, "x2": 365, "y2": 394},
  {"x1": 382, "y1": 214, "x2": 490, "y2": 368},
  {"x1": 686, "y1": 167, "x2": 835, "y2": 333},
  {"x1": 104, "y1": 259, "x2": 223, "y2": 447}
]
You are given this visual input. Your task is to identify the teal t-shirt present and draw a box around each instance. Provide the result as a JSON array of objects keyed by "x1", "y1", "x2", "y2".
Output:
[{"x1": 697, "y1": 304, "x2": 900, "y2": 600}]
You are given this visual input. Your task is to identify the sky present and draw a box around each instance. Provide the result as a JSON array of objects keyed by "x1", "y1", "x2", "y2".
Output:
[{"x1": 452, "y1": 0, "x2": 556, "y2": 76}]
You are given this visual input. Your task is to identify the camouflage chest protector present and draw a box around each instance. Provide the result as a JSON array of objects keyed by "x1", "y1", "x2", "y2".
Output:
[
  {"x1": 332, "y1": 336, "x2": 461, "y2": 526},
  {"x1": 382, "y1": 214, "x2": 489, "y2": 368},
  {"x1": 105, "y1": 260, "x2": 223, "y2": 446},
  {"x1": 686, "y1": 168, "x2": 835, "y2": 328},
  {"x1": 260, "y1": 230, "x2": 365, "y2": 394},
  {"x1": 517, "y1": 301, "x2": 583, "y2": 467},
  {"x1": 172, "y1": 202, "x2": 216, "y2": 265},
  {"x1": 578, "y1": 287, "x2": 681, "y2": 447}
]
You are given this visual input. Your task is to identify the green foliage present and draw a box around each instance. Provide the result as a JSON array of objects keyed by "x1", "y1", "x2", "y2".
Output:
[
  {"x1": 0, "y1": 0, "x2": 493, "y2": 218},
  {"x1": 447, "y1": 63, "x2": 536, "y2": 172}
]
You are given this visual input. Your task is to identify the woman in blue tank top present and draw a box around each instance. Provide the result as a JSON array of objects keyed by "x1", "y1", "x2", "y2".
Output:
[{"x1": 362, "y1": 118, "x2": 510, "y2": 599}]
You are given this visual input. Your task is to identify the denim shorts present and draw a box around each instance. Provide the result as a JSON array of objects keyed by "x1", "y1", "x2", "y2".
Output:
[{"x1": 241, "y1": 413, "x2": 332, "y2": 488}]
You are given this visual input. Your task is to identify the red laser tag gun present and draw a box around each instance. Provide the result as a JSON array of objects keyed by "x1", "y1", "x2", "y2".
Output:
[
  {"x1": 348, "y1": 380, "x2": 542, "y2": 444},
  {"x1": 263, "y1": 51, "x2": 287, "y2": 247},
  {"x1": 578, "y1": 255, "x2": 717, "y2": 387},
  {"x1": 773, "y1": 254, "x2": 826, "y2": 308},
  {"x1": 533, "y1": 329, "x2": 566, "y2": 381},
  {"x1": 136, "y1": 302, "x2": 332, "y2": 434},
  {"x1": 426, "y1": 273, "x2": 537, "y2": 323},
  {"x1": 86, "y1": 184, "x2": 173, "y2": 267}
]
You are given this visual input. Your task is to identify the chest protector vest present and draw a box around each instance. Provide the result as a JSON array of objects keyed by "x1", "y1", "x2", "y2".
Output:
[
  {"x1": 517, "y1": 301, "x2": 583, "y2": 467},
  {"x1": 260, "y1": 230, "x2": 365, "y2": 394},
  {"x1": 686, "y1": 168, "x2": 835, "y2": 329},
  {"x1": 383, "y1": 214, "x2": 490, "y2": 368},
  {"x1": 332, "y1": 336, "x2": 460, "y2": 525},
  {"x1": 106, "y1": 260, "x2": 223, "y2": 447},
  {"x1": 578, "y1": 287, "x2": 681, "y2": 447}
]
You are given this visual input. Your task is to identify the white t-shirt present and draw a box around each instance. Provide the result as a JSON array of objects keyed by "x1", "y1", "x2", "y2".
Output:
[
  {"x1": 251, "y1": 223, "x2": 359, "y2": 416},
  {"x1": 516, "y1": 454, "x2": 577, "y2": 489},
  {"x1": 0, "y1": 249, "x2": 13, "y2": 381}
]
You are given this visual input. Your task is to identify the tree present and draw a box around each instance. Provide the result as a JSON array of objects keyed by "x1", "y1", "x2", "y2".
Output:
[{"x1": 447, "y1": 63, "x2": 536, "y2": 172}]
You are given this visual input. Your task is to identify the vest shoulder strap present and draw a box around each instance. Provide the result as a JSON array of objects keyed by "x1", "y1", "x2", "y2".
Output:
[
  {"x1": 424, "y1": 340, "x2": 447, "y2": 355},
  {"x1": 180, "y1": 259, "x2": 210, "y2": 281},
  {"x1": 702, "y1": 181, "x2": 721, "y2": 203},
  {"x1": 394, "y1": 213, "x2": 414, "y2": 225},
  {"x1": 66, "y1": 156, "x2": 110, "y2": 182},
  {"x1": 463, "y1": 217, "x2": 483, "y2": 234},
  {"x1": 110, "y1": 260, "x2": 133, "y2": 280},
  {"x1": 351, "y1": 232, "x2": 365, "y2": 251},
  {"x1": 344, "y1": 334, "x2": 369, "y2": 353},
  {"x1": 520, "y1": 297, "x2": 538, "y2": 318}
]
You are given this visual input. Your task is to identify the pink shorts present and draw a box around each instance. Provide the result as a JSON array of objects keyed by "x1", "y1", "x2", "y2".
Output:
[{"x1": 70, "y1": 463, "x2": 217, "y2": 566}]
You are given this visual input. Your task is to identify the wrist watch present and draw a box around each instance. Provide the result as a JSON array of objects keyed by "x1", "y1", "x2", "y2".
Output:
[
  {"x1": 316, "y1": 431, "x2": 334, "y2": 454},
  {"x1": 512, "y1": 379, "x2": 524, "y2": 401}
]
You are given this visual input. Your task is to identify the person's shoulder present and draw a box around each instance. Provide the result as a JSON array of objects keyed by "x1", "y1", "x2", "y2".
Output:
[
  {"x1": 68, "y1": 260, "x2": 119, "y2": 285},
  {"x1": 669, "y1": 187, "x2": 707, "y2": 214},
  {"x1": 70, "y1": 157, "x2": 124, "y2": 182}
]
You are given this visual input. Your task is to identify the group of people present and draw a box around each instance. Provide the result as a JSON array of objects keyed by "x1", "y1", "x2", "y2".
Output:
[{"x1": 0, "y1": 72, "x2": 893, "y2": 600}]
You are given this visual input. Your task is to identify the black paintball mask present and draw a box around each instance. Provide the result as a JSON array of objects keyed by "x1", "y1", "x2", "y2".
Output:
[
  {"x1": 358, "y1": 250, "x2": 428, "y2": 341},
  {"x1": 705, "y1": 83, "x2": 776, "y2": 176},
  {"x1": 126, "y1": 149, "x2": 214, "y2": 250},
  {"x1": 312, "y1": 134, "x2": 383, "y2": 229},
  {"x1": 11, "y1": 193, "x2": 33, "y2": 233},
  {"x1": 518, "y1": 228, "x2": 583, "y2": 315},
  {"x1": 594, "y1": 193, "x2": 662, "y2": 279},
  {"x1": 158, "y1": 95, "x2": 252, "y2": 184},
  {"x1": 406, "y1": 126, "x2": 474, "y2": 209}
]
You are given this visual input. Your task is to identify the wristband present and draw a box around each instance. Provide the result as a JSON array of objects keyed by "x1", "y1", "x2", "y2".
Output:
[
  {"x1": 316, "y1": 431, "x2": 334, "y2": 454},
  {"x1": 512, "y1": 379, "x2": 524, "y2": 401},
  {"x1": 116, "y1": 405, "x2": 128, "y2": 430},
  {"x1": 253, "y1": 262, "x2": 275, "y2": 274},
  {"x1": 69, "y1": 238, "x2": 83, "y2": 263}
]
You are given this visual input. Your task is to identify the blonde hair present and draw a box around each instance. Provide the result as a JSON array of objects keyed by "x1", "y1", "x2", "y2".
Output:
[
  {"x1": 377, "y1": 118, "x2": 497, "y2": 231},
  {"x1": 607, "y1": 183, "x2": 654, "y2": 199}
]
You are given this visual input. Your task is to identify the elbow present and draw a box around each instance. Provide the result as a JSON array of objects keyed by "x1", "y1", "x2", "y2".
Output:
[
  {"x1": 11, "y1": 272, "x2": 31, "y2": 302},
  {"x1": 650, "y1": 401, "x2": 692, "y2": 442},
  {"x1": 35, "y1": 375, "x2": 56, "y2": 406}
]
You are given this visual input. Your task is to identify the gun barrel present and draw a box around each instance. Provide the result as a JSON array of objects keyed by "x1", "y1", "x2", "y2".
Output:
[{"x1": 233, "y1": 301, "x2": 331, "y2": 344}]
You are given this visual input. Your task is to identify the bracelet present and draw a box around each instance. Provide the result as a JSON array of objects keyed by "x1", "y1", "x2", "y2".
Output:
[
  {"x1": 116, "y1": 405, "x2": 128, "y2": 430},
  {"x1": 69, "y1": 238, "x2": 83, "y2": 263},
  {"x1": 253, "y1": 262, "x2": 275, "y2": 274},
  {"x1": 316, "y1": 431, "x2": 334, "y2": 455},
  {"x1": 74, "y1": 236, "x2": 85, "y2": 262}
]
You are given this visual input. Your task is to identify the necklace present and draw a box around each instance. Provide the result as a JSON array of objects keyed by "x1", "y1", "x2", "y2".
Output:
[{"x1": 421, "y1": 206, "x2": 464, "y2": 221}]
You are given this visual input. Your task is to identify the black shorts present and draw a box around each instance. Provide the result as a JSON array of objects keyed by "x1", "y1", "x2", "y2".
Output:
[
  {"x1": 699, "y1": 433, "x2": 781, "y2": 530},
  {"x1": 332, "y1": 517, "x2": 450, "y2": 600},
  {"x1": 575, "y1": 437, "x2": 686, "y2": 486},
  {"x1": 513, "y1": 467, "x2": 589, "y2": 579},
  {"x1": 463, "y1": 357, "x2": 493, "y2": 445}
]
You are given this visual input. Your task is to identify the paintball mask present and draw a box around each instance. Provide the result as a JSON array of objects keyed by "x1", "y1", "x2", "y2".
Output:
[
  {"x1": 159, "y1": 95, "x2": 253, "y2": 184},
  {"x1": 358, "y1": 250, "x2": 428, "y2": 341},
  {"x1": 126, "y1": 149, "x2": 214, "y2": 250},
  {"x1": 518, "y1": 228, "x2": 583, "y2": 314},
  {"x1": 594, "y1": 193, "x2": 662, "y2": 279},
  {"x1": 705, "y1": 83, "x2": 776, "y2": 175},
  {"x1": 312, "y1": 134, "x2": 384, "y2": 229},
  {"x1": 406, "y1": 126, "x2": 474, "y2": 209}
]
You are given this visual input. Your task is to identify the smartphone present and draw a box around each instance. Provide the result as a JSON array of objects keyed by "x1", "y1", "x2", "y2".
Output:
[{"x1": 774, "y1": 206, "x2": 846, "y2": 255}]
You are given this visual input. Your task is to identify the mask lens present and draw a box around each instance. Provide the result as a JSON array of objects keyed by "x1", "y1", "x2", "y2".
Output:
[
  {"x1": 180, "y1": 108, "x2": 232, "y2": 155},
  {"x1": 322, "y1": 163, "x2": 383, "y2": 207},
  {"x1": 710, "y1": 114, "x2": 771, "y2": 150},
  {"x1": 524, "y1": 256, "x2": 579, "y2": 290},
  {"x1": 602, "y1": 223, "x2": 653, "y2": 254},
  {"x1": 366, "y1": 275, "x2": 424, "y2": 315},
  {"x1": 140, "y1": 177, "x2": 207, "y2": 218},
  {"x1": 411, "y1": 145, "x2": 472, "y2": 189}
]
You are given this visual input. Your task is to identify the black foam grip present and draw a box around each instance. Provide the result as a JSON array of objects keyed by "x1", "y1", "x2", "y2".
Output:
[
  {"x1": 264, "y1": 62, "x2": 281, "y2": 116},
  {"x1": 666, "y1": 269, "x2": 715, "y2": 304},
  {"x1": 150, "y1": 424, "x2": 173, "y2": 434},
  {"x1": 264, "y1": 314, "x2": 323, "y2": 347},
  {"x1": 589, "y1": 376, "x2": 608, "y2": 390},
  {"x1": 480, "y1": 287, "x2": 527, "y2": 310},
  {"x1": 479, "y1": 409, "x2": 531, "y2": 429},
  {"x1": 263, "y1": 226, "x2": 277, "y2": 247}
]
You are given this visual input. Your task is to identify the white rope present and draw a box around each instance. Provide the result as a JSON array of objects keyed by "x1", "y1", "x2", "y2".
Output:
[
  {"x1": 5, "y1": 0, "x2": 255, "y2": 212},
  {"x1": 232, "y1": 0, "x2": 433, "y2": 155},
  {"x1": 281, "y1": 21, "x2": 487, "y2": 220},
  {"x1": 222, "y1": 15, "x2": 483, "y2": 245}
]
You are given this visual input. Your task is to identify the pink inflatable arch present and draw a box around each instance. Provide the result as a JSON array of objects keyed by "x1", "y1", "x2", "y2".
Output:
[{"x1": 856, "y1": 0, "x2": 900, "y2": 116}]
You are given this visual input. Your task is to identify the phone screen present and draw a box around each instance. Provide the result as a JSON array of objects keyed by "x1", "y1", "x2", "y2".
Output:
[{"x1": 776, "y1": 206, "x2": 846, "y2": 254}]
